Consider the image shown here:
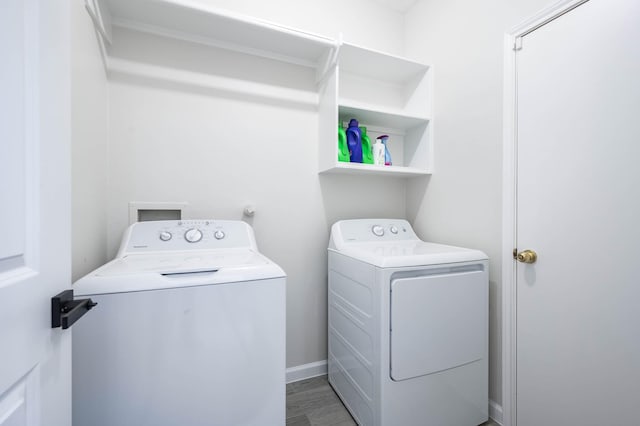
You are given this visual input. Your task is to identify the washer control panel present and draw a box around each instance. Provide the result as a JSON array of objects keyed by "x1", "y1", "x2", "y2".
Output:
[{"x1": 119, "y1": 220, "x2": 257, "y2": 254}]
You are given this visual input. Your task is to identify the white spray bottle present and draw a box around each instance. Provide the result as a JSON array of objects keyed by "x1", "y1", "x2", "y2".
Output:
[{"x1": 374, "y1": 135, "x2": 389, "y2": 166}]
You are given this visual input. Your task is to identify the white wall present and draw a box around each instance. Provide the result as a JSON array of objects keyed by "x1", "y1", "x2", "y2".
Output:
[
  {"x1": 404, "y1": 0, "x2": 554, "y2": 407},
  {"x1": 71, "y1": 0, "x2": 109, "y2": 281},
  {"x1": 102, "y1": 1, "x2": 407, "y2": 369}
]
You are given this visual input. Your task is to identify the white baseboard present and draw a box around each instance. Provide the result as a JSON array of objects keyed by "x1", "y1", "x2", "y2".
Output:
[
  {"x1": 489, "y1": 399, "x2": 503, "y2": 425},
  {"x1": 286, "y1": 360, "x2": 328, "y2": 384}
]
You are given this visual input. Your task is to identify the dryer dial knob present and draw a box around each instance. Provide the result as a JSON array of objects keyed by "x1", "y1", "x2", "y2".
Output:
[
  {"x1": 390, "y1": 225, "x2": 398, "y2": 234},
  {"x1": 372, "y1": 225, "x2": 385, "y2": 237},
  {"x1": 159, "y1": 231, "x2": 172, "y2": 241},
  {"x1": 214, "y1": 230, "x2": 225, "y2": 240},
  {"x1": 184, "y1": 228, "x2": 203, "y2": 243}
]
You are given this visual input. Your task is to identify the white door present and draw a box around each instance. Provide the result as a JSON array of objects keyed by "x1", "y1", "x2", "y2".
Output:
[
  {"x1": 515, "y1": 0, "x2": 640, "y2": 424},
  {"x1": 0, "y1": 0, "x2": 73, "y2": 425}
]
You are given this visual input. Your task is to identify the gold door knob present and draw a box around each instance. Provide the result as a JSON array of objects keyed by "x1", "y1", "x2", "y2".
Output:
[{"x1": 516, "y1": 249, "x2": 537, "y2": 264}]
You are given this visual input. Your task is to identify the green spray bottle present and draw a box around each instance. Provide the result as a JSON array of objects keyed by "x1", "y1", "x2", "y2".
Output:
[
  {"x1": 360, "y1": 126, "x2": 374, "y2": 164},
  {"x1": 338, "y1": 125, "x2": 349, "y2": 162}
]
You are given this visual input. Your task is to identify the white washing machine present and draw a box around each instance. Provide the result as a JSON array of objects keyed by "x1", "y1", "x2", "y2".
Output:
[
  {"x1": 328, "y1": 219, "x2": 488, "y2": 426},
  {"x1": 73, "y1": 220, "x2": 286, "y2": 426}
]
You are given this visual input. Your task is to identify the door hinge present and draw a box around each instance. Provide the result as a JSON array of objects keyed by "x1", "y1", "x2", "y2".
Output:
[{"x1": 514, "y1": 37, "x2": 523, "y2": 51}]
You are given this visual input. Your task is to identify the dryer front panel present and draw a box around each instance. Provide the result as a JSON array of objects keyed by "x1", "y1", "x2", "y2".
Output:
[{"x1": 389, "y1": 269, "x2": 487, "y2": 381}]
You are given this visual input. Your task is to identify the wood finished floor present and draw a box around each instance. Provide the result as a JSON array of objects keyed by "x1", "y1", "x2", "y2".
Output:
[{"x1": 286, "y1": 375, "x2": 499, "y2": 426}]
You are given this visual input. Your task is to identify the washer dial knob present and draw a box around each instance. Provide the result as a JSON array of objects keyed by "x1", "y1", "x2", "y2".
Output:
[
  {"x1": 159, "y1": 231, "x2": 172, "y2": 241},
  {"x1": 184, "y1": 228, "x2": 203, "y2": 243},
  {"x1": 372, "y1": 225, "x2": 385, "y2": 237},
  {"x1": 390, "y1": 225, "x2": 398, "y2": 234},
  {"x1": 214, "y1": 230, "x2": 225, "y2": 240}
]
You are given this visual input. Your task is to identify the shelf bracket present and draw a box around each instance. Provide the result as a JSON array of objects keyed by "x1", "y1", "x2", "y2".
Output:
[
  {"x1": 315, "y1": 43, "x2": 340, "y2": 86},
  {"x1": 85, "y1": 0, "x2": 113, "y2": 45}
]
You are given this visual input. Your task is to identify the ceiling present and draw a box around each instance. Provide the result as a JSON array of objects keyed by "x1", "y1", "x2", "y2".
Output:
[{"x1": 370, "y1": 0, "x2": 419, "y2": 13}]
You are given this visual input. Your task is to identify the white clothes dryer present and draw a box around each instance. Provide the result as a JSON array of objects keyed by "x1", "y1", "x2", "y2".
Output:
[
  {"x1": 73, "y1": 220, "x2": 286, "y2": 426},
  {"x1": 328, "y1": 219, "x2": 488, "y2": 426}
]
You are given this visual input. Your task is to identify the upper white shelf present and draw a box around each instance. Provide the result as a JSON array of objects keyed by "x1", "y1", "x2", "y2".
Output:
[
  {"x1": 86, "y1": 0, "x2": 433, "y2": 178},
  {"x1": 99, "y1": 0, "x2": 336, "y2": 68},
  {"x1": 338, "y1": 42, "x2": 429, "y2": 84}
]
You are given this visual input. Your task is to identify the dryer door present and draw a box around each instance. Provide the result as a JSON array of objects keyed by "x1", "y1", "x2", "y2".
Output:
[{"x1": 390, "y1": 269, "x2": 487, "y2": 381}]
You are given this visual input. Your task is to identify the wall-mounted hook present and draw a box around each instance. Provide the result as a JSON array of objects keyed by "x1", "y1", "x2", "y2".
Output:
[{"x1": 243, "y1": 205, "x2": 256, "y2": 217}]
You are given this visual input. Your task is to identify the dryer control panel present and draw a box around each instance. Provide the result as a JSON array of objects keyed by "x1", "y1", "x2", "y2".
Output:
[
  {"x1": 117, "y1": 220, "x2": 258, "y2": 255},
  {"x1": 330, "y1": 219, "x2": 419, "y2": 247}
]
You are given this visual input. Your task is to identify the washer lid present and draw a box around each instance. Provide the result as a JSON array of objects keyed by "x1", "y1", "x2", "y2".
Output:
[
  {"x1": 95, "y1": 248, "x2": 267, "y2": 276},
  {"x1": 333, "y1": 241, "x2": 487, "y2": 268},
  {"x1": 73, "y1": 248, "x2": 285, "y2": 296}
]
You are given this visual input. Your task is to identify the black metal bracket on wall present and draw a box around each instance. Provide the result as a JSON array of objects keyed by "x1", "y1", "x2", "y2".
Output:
[{"x1": 51, "y1": 289, "x2": 97, "y2": 329}]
